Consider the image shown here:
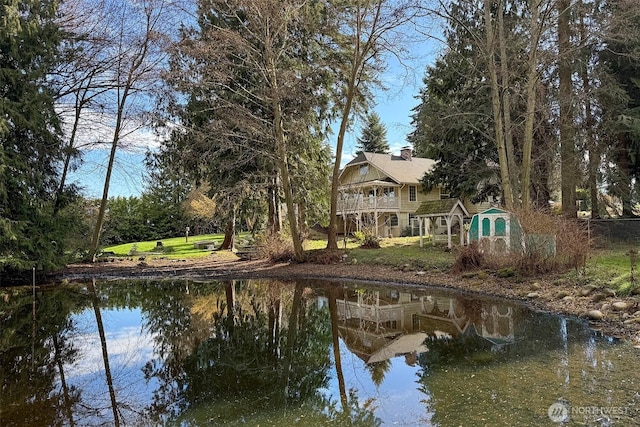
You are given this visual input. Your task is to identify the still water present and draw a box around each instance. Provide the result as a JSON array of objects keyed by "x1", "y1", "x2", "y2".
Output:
[{"x1": 1, "y1": 278, "x2": 639, "y2": 426}]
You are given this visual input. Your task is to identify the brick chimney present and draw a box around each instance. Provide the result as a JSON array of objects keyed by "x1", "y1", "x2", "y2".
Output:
[{"x1": 400, "y1": 146, "x2": 412, "y2": 161}]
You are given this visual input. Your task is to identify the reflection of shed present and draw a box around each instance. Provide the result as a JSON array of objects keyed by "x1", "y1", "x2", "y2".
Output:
[
  {"x1": 475, "y1": 304, "x2": 515, "y2": 346},
  {"x1": 415, "y1": 199, "x2": 469, "y2": 249},
  {"x1": 468, "y1": 208, "x2": 524, "y2": 253}
]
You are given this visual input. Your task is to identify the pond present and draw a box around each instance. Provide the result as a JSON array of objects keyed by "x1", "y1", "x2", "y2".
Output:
[{"x1": 1, "y1": 278, "x2": 639, "y2": 426}]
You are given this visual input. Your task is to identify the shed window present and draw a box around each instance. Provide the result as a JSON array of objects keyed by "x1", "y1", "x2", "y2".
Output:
[
  {"x1": 482, "y1": 218, "x2": 491, "y2": 237},
  {"x1": 495, "y1": 217, "x2": 506, "y2": 236}
]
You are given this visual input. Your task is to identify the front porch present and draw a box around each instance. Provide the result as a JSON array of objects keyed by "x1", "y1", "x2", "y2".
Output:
[
  {"x1": 336, "y1": 180, "x2": 401, "y2": 215},
  {"x1": 338, "y1": 211, "x2": 402, "y2": 238},
  {"x1": 337, "y1": 181, "x2": 404, "y2": 238},
  {"x1": 336, "y1": 194, "x2": 400, "y2": 213}
]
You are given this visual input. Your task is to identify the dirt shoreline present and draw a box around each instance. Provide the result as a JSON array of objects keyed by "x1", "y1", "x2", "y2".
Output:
[{"x1": 54, "y1": 254, "x2": 640, "y2": 345}]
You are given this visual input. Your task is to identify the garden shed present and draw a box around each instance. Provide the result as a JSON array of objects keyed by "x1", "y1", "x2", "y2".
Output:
[
  {"x1": 415, "y1": 199, "x2": 469, "y2": 249},
  {"x1": 468, "y1": 208, "x2": 524, "y2": 253}
]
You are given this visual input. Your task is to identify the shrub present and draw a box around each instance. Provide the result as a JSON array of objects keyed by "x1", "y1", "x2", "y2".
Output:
[
  {"x1": 360, "y1": 233, "x2": 381, "y2": 249},
  {"x1": 452, "y1": 241, "x2": 484, "y2": 273},
  {"x1": 256, "y1": 234, "x2": 296, "y2": 262},
  {"x1": 514, "y1": 208, "x2": 589, "y2": 274},
  {"x1": 352, "y1": 231, "x2": 365, "y2": 243},
  {"x1": 307, "y1": 249, "x2": 345, "y2": 264}
]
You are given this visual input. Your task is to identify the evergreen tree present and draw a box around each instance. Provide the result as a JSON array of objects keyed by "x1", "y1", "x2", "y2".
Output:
[
  {"x1": 408, "y1": 0, "x2": 556, "y2": 207},
  {"x1": 599, "y1": 1, "x2": 640, "y2": 217},
  {"x1": 356, "y1": 112, "x2": 389, "y2": 154},
  {"x1": 163, "y1": 0, "x2": 333, "y2": 256},
  {"x1": 0, "y1": 0, "x2": 75, "y2": 275},
  {"x1": 408, "y1": 0, "x2": 499, "y2": 203}
]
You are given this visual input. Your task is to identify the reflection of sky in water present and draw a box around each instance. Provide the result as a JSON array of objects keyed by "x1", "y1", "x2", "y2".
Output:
[
  {"x1": 65, "y1": 308, "x2": 157, "y2": 424},
  {"x1": 33, "y1": 284, "x2": 637, "y2": 426},
  {"x1": 325, "y1": 340, "x2": 432, "y2": 426}
]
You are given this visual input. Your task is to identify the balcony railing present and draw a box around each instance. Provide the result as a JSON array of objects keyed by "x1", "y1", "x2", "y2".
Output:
[
  {"x1": 337, "y1": 300, "x2": 402, "y2": 324},
  {"x1": 337, "y1": 195, "x2": 400, "y2": 213}
]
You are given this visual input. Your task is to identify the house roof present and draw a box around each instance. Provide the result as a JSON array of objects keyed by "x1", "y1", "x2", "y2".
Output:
[
  {"x1": 340, "y1": 152, "x2": 436, "y2": 185},
  {"x1": 415, "y1": 199, "x2": 470, "y2": 217},
  {"x1": 367, "y1": 333, "x2": 429, "y2": 364}
]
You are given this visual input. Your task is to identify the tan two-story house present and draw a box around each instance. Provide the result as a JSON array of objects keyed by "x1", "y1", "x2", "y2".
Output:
[{"x1": 336, "y1": 147, "x2": 490, "y2": 238}]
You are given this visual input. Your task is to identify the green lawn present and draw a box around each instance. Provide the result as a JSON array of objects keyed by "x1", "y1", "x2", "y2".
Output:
[
  {"x1": 581, "y1": 244, "x2": 640, "y2": 293},
  {"x1": 103, "y1": 234, "x2": 231, "y2": 259},
  {"x1": 103, "y1": 234, "x2": 454, "y2": 269},
  {"x1": 313, "y1": 236, "x2": 455, "y2": 271}
]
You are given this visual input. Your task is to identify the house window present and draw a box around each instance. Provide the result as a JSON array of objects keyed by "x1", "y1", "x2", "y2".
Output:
[
  {"x1": 359, "y1": 165, "x2": 369, "y2": 175},
  {"x1": 390, "y1": 214, "x2": 398, "y2": 226},
  {"x1": 409, "y1": 185, "x2": 417, "y2": 202},
  {"x1": 440, "y1": 217, "x2": 447, "y2": 227},
  {"x1": 440, "y1": 187, "x2": 450, "y2": 199}
]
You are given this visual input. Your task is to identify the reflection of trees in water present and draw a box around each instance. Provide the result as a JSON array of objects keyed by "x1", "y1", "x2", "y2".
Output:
[
  {"x1": 134, "y1": 279, "x2": 377, "y2": 425},
  {"x1": 88, "y1": 280, "x2": 119, "y2": 426},
  {"x1": 326, "y1": 284, "x2": 382, "y2": 426},
  {"x1": 366, "y1": 360, "x2": 391, "y2": 388},
  {"x1": 2, "y1": 279, "x2": 401, "y2": 426},
  {"x1": 179, "y1": 282, "x2": 330, "y2": 419},
  {"x1": 0, "y1": 286, "x2": 81, "y2": 426}
]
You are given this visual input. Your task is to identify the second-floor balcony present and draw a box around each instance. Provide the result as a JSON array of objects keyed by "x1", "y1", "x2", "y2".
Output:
[{"x1": 337, "y1": 194, "x2": 400, "y2": 213}]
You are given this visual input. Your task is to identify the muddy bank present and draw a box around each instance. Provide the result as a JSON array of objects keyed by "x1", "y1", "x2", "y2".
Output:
[{"x1": 53, "y1": 254, "x2": 640, "y2": 345}]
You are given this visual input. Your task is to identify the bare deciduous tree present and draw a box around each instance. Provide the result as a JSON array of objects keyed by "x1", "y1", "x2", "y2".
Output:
[
  {"x1": 326, "y1": 0, "x2": 422, "y2": 250},
  {"x1": 81, "y1": 0, "x2": 175, "y2": 261}
]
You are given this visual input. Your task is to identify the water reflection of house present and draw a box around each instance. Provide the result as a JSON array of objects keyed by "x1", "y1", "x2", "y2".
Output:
[{"x1": 329, "y1": 288, "x2": 516, "y2": 364}]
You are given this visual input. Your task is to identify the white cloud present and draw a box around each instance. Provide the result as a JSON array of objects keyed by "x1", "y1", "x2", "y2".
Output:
[{"x1": 57, "y1": 104, "x2": 166, "y2": 153}]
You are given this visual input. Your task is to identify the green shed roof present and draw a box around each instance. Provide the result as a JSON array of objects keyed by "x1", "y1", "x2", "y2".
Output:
[
  {"x1": 415, "y1": 199, "x2": 469, "y2": 217},
  {"x1": 478, "y1": 207, "x2": 508, "y2": 215}
]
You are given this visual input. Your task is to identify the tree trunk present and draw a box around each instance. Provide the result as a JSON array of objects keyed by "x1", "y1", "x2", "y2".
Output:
[
  {"x1": 268, "y1": 176, "x2": 281, "y2": 235},
  {"x1": 616, "y1": 134, "x2": 635, "y2": 217},
  {"x1": 327, "y1": 1, "x2": 386, "y2": 249},
  {"x1": 87, "y1": 4, "x2": 153, "y2": 261},
  {"x1": 88, "y1": 104, "x2": 124, "y2": 261},
  {"x1": 262, "y1": 16, "x2": 304, "y2": 261},
  {"x1": 54, "y1": 91, "x2": 86, "y2": 214},
  {"x1": 327, "y1": 85, "x2": 358, "y2": 249},
  {"x1": 498, "y1": 2, "x2": 520, "y2": 205},
  {"x1": 273, "y1": 101, "x2": 305, "y2": 261},
  {"x1": 578, "y1": 2, "x2": 599, "y2": 218},
  {"x1": 558, "y1": 0, "x2": 577, "y2": 217},
  {"x1": 219, "y1": 209, "x2": 236, "y2": 250},
  {"x1": 484, "y1": 0, "x2": 515, "y2": 209},
  {"x1": 521, "y1": 0, "x2": 543, "y2": 210}
]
